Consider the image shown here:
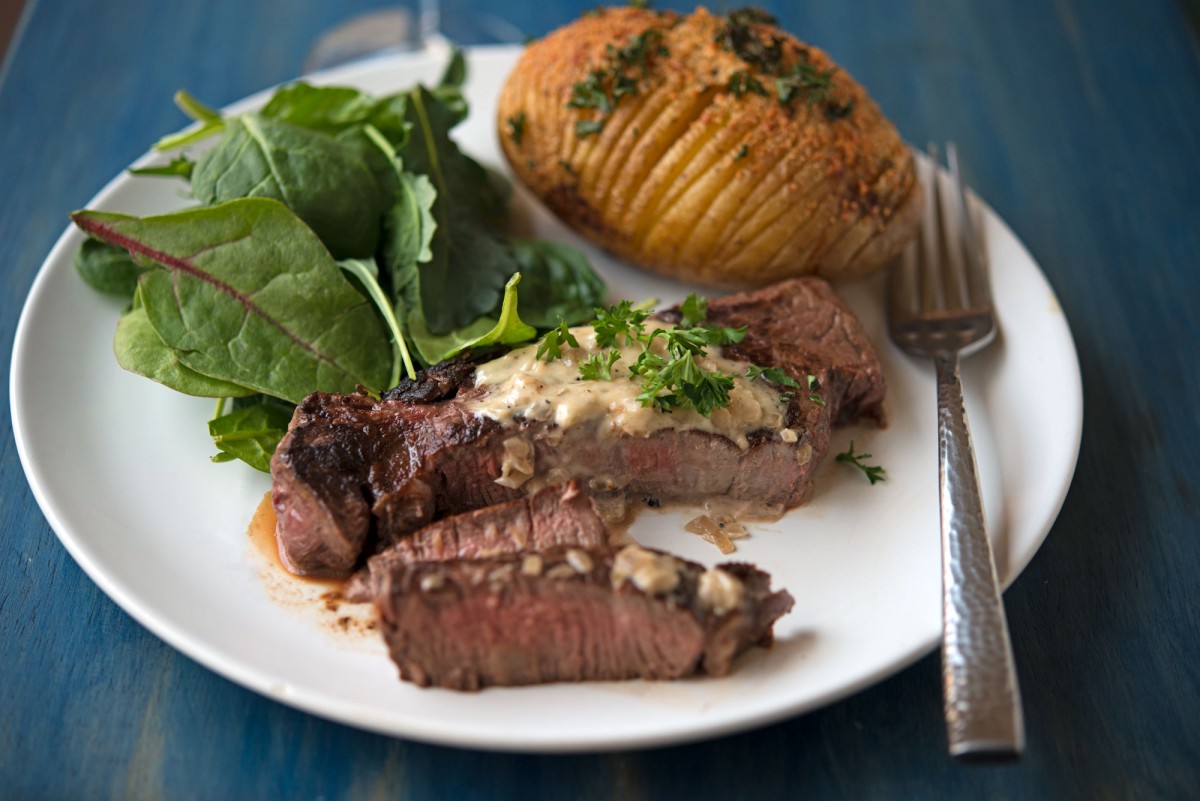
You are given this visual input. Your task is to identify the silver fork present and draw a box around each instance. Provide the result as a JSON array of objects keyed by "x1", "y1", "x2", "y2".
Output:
[{"x1": 888, "y1": 143, "x2": 1025, "y2": 759}]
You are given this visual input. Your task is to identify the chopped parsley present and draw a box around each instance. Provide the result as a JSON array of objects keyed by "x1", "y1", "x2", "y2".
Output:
[
  {"x1": 567, "y1": 28, "x2": 668, "y2": 137},
  {"x1": 579, "y1": 349, "x2": 622, "y2": 380},
  {"x1": 837, "y1": 441, "x2": 886, "y2": 484},
  {"x1": 775, "y1": 60, "x2": 835, "y2": 107},
  {"x1": 679, "y1": 293, "x2": 709, "y2": 327},
  {"x1": 747, "y1": 364, "x2": 801, "y2": 404},
  {"x1": 727, "y1": 70, "x2": 769, "y2": 98},
  {"x1": 505, "y1": 111, "x2": 526, "y2": 145},
  {"x1": 592, "y1": 300, "x2": 650, "y2": 347},
  {"x1": 807, "y1": 373, "x2": 826, "y2": 406},
  {"x1": 825, "y1": 99, "x2": 855, "y2": 120},
  {"x1": 727, "y1": 7, "x2": 778, "y2": 26},
  {"x1": 746, "y1": 364, "x2": 800, "y2": 389},
  {"x1": 714, "y1": 11, "x2": 850, "y2": 119},
  {"x1": 714, "y1": 10, "x2": 784, "y2": 73},
  {"x1": 538, "y1": 293, "x2": 747, "y2": 417},
  {"x1": 734, "y1": 144, "x2": 749, "y2": 161},
  {"x1": 536, "y1": 318, "x2": 580, "y2": 361}
]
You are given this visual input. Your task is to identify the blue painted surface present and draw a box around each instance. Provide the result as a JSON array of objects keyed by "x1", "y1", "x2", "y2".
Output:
[{"x1": 2, "y1": 0, "x2": 1198, "y2": 797}]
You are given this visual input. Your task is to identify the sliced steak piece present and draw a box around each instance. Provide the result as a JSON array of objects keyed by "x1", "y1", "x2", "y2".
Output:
[
  {"x1": 271, "y1": 277, "x2": 884, "y2": 578},
  {"x1": 376, "y1": 544, "x2": 795, "y2": 690},
  {"x1": 343, "y1": 480, "x2": 609, "y2": 602}
]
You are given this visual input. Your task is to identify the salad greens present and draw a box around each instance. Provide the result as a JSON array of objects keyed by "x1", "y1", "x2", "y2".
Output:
[
  {"x1": 72, "y1": 51, "x2": 606, "y2": 471},
  {"x1": 74, "y1": 199, "x2": 394, "y2": 404}
]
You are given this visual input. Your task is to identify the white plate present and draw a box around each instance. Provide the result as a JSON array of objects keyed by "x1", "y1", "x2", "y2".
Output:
[{"x1": 10, "y1": 47, "x2": 1082, "y2": 751}]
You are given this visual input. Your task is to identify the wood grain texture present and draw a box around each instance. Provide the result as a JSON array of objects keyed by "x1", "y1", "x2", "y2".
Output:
[{"x1": 2, "y1": 0, "x2": 1198, "y2": 798}]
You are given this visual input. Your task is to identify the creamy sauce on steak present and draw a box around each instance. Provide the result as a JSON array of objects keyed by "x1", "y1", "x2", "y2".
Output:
[{"x1": 466, "y1": 324, "x2": 791, "y2": 448}]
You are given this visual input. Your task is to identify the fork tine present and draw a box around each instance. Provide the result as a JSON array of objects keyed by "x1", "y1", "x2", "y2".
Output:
[
  {"x1": 919, "y1": 143, "x2": 945, "y2": 312},
  {"x1": 888, "y1": 208, "x2": 921, "y2": 326},
  {"x1": 946, "y1": 143, "x2": 991, "y2": 309}
]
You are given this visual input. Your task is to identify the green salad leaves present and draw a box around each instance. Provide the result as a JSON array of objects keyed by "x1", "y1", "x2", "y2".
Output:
[{"x1": 73, "y1": 52, "x2": 606, "y2": 471}]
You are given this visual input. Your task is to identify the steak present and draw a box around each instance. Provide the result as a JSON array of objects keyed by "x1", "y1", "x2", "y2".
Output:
[
  {"x1": 376, "y1": 544, "x2": 795, "y2": 690},
  {"x1": 343, "y1": 480, "x2": 609, "y2": 602},
  {"x1": 270, "y1": 277, "x2": 885, "y2": 578}
]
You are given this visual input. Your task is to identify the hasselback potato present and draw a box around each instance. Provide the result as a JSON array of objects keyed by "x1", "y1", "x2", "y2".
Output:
[{"x1": 497, "y1": 7, "x2": 921, "y2": 287}]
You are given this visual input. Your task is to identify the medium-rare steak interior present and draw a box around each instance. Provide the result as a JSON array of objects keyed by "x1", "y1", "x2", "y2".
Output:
[
  {"x1": 270, "y1": 277, "x2": 885, "y2": 578},
  {"x1": 343, "y1": 480, "x2": 610, "y2": 602},
  {"x1": 376, "y1": 543, "x2": 795, "y2": 690}
]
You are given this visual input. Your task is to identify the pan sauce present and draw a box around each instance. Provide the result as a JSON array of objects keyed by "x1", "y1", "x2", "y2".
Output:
[{"x1": 465, "y1": 324, "x2": 792, "y2": 449}]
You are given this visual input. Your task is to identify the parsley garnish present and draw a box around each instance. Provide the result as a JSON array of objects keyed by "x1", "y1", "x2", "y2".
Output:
[
  {"x1": 593, "y1": 300, "x2": 650, "y2": 347},
  {"x1": 633, "y1": 347, "x2": 736, "y2": 416},
  {"x1": 568, "y1": 28, "x2": 668, "y2": 137},
  {"x1": 623, "y1": 299, "x2": 747, "y2": 415},
  {"x1": 825, "y1": 99, "x2": 855, "y2": 120},
  {"x1": 536, "y1": 318, "x2": 580, "y2": 361},
  {"x1": 713, "y1": 12, "x2": 847, "y2": 117},
  {"x1": 714, "y1": 11, "x2": 784, "y2": 73},
  {"x1": 775, "y1": 61, "x2": 835, "y2": 108},
  {"x1": 807, "y1": 373, "x2": 825, "y2": 406},
  {"x1": 746, "y1": 364, "x2": 800, "y2": 388},
  {"x1": 837, "y1": 441, "x2": 886, "y2": 484},
  {"x1": 506, "y1": 111, "x2": 526, "y2": 145},
  {"x1": 734, "y1": 144, "x2": 749, "y2": 161},
  {"x1": 579, "y1": 349, "x2": 622, "y2": 380},
  {"x1": 542, "y1": 295, "x2": 747, "y2": 417},
  {"x1": 574, "y1": 119, "x2": 605, "y2": 138},
  {"x1": 679, "y1": 292, "x2": 708, "y2": 327},
  {"x1": 727, "y1": 70, "x2": 769, "y2": 98},
  {"x1": 727, "y1": 7, "x2": 778, "y2": 26},
  {"x1": 748, "y1": 364, "x2": 801, "y2": 404}
]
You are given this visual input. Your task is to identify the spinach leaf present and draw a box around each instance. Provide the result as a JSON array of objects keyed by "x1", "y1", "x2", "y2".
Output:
[
  {"x1": 258, "y1": 83, "x2": 411, "y2": 146},
  {"x1": 208, "y1": 395, "x2": 294, "y2": 472},
  {"x1": 408, "y1": 273, "x2": 537, "y2": 364},
  {"x1": 432, "y1": 47, "x2": 469, "y2": 126},
  {"x1": 190, "y1": 114, "x2": 392, "y2": 259},
  {"x1": 439, "y1": 46, "x2": 467, "y2": 90},
  {"x1": 72, "y1": 198, "x2": 392, "y2": 404},
  {"x1": 509, "y1": 239, "x2": 608, "y2": 329},
  {"x1": 396, "y1": 86, "x2": 515, "y2": 332},
  {"x1": 114, "y1": 300, "x2": 255, "y2": 397},
  {"x1": 380, "y1": 168, "x2": 438, "y2": 304},
  {"x1": 74, "y1": 237, "x2": 150, "y2": 297}
]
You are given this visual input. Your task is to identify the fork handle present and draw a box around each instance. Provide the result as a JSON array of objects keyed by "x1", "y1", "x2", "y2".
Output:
[{"x1": 936, "y1": 351, "x2": 1025, "y2": 759}]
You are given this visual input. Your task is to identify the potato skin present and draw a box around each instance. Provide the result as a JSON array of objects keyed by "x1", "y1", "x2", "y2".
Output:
[{"x1": 497, "y1": 7, "x2": 920, "y2": 287}]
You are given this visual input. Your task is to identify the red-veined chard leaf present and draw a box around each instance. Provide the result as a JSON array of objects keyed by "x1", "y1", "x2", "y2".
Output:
[
  {"x1": 71, "y1": 198, "x2": 392, "y2": 404},
  {"x1": 114, "y1": 300, "x2": 255, "y2": 397},
  {"x1": 74, "y1": 237, "x2": 152, "y2": 297}
]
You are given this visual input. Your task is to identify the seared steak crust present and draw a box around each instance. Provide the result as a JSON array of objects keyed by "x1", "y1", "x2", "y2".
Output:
[
  {"x1": 271, "y1": 277, "x2": 884, "y2": 578},
  {"x1": 376, "y1": 547, "x2": 795, "y2": 690}
]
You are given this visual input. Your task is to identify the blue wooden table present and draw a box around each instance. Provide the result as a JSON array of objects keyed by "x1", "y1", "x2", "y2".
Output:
[{"x1": 2, "y1": 0, "x2": 1198, "y2": 797}]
